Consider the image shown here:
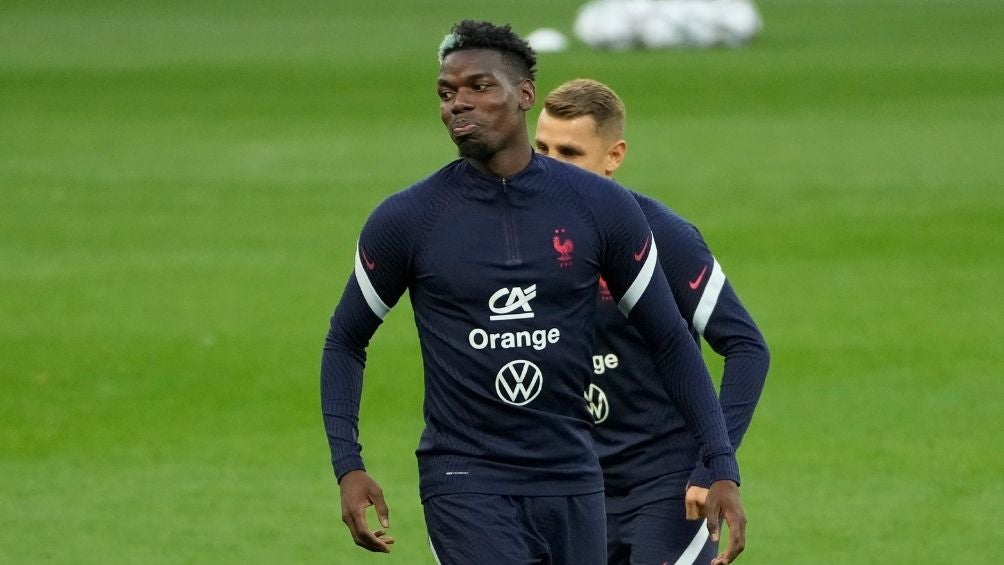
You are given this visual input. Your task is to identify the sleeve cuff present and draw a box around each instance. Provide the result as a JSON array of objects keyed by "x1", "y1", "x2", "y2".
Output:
[
  {"x1": 688, "y1": 464, "x2": 714, "y2": 489},
  {"x1": 333, "y1": 455, "x2": 365, "y2": 482},
  {"x1": 705, "y1": 453, "x2": 741, "y2": 486}
]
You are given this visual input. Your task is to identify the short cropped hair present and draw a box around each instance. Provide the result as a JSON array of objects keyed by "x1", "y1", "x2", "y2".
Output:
[
  {"x1": 438, "y1": 20, "x2": 538, "y2": 82},
  {"x1": 543, "y1": 79, "x2": 626, "y2": 140}
]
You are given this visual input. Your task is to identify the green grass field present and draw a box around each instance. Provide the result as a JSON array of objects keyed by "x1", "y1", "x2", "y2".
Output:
[{"x1": 2, "y1": 1, "x2": 1002, "y2": 563}]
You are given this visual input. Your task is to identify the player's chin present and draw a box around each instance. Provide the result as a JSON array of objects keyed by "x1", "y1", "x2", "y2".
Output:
[{"x1": 456, "y1": 138, "x2": 494, "y2": 161}]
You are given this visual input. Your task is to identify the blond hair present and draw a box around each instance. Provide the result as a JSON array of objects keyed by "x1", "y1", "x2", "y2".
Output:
[{"x1": 543, "y1": 78, "x2": 626, "y2": 140}]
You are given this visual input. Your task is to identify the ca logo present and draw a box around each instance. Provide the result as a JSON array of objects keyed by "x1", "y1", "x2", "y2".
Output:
[
  {"x1": 495, "y1": 360, "x2": 543, "y2": 406},
  {"x1": 584, "y1": 384, "x2": 609, "y2": 424},
  {"x1": 489, "y1": 285, "x2": 537, "y2": 321}
]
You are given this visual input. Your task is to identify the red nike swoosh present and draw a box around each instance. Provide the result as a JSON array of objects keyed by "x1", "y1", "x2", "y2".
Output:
[
  {"x1": 633, "y1": 234, "x2": 651, "y2": 262},
  {"x1": 689, "y1": 265, "x2": 708, "y2": 290},
  {"x1": 361, "y1": 247, "x2": 375, "y2": 271}
]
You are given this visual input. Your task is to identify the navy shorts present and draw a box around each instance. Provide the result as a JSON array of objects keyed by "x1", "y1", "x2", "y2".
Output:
[
  {"x1": 424, "y1": 492, "x2": 606, "y2": 565},
  {"x1": 606, "y1": 497, "x2": 717, "y2": 565}
]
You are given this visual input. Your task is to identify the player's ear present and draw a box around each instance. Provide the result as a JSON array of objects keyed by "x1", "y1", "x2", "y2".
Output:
[
  {"x1": 605, "y1": 139, "x2": 627, "y2": 176},
  {"x1": 518, "y1": 79, "x2": 535, "y2": 111}
]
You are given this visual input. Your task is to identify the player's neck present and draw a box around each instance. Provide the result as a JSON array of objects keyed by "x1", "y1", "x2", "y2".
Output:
[{"x1": 468, "y1": 143, "x2": 533, "y2": 180}]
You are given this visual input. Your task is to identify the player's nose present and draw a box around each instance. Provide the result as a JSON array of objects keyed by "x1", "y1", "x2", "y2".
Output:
[{"x1": 451, "y1": 91, "x2": 474, "y2": 113}]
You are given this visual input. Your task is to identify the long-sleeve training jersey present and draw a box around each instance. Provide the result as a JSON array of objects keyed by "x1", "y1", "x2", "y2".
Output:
[
  {"x1": 589, "y1": 192, "x2": 769, "y2": 513},
  {"x1": 321, "y1": 154, "x2": 739, "y2": 500}
]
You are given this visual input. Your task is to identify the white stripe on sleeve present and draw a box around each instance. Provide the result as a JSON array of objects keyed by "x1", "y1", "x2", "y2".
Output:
[
  {"x1": 354, "y1": 242, "x2": 390, "y2": 319},
  {"x1": 692, "y1": 258, "x2": 725, "y2": 336},
  {"x1": 618, "y1": 233, "x2": 658, "y2": 316},
  {"x1": 674, "y1": 519, "x2": 710, "y2": 565}
]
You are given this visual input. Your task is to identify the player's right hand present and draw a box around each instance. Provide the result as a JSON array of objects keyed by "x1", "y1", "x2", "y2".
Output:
[{"x1": 339, "y1": 470, "x2": 395, "y2": 553}]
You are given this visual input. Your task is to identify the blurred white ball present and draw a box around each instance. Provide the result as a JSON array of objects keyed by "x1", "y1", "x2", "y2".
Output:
[
  {"x1": 576, "y1": 0, "x2": 763, "y2": 51},
  {"x1": 526, "y1": 28, "x2": 570, "y2": 53},
  {"x1": 574, "y1": 0, "x2": 638, "y2": 51},
  {"x1": 715, "y1": 0, "x2": 763, "y2": 46},
  {"x1": 622, "y1": 0, "x2": 657, "y2": 22},
  {"x1": 678, "y1": 0, "x2": 720, "y2": 48},
  {"x1": 639, "y1": 1, "x2": 687, "y2": 48}
]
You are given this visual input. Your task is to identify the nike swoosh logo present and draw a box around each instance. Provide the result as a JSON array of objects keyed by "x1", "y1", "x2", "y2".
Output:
[
  {"x1": 689, "y1": 265, "x2": 708, "y2": 290},
  {"x1": 633, "y1": 234, "x2": 651, "y2": 262},
  {"x1": 361, "y1": 247, "x2": 375, "y2": 271}
]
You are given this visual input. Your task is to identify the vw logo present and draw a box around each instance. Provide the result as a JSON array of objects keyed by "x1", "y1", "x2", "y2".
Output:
[
  {"x1": 584, "y1": 383, "x2": 609, "y2": 424},
  {"x1": 495, "y1": 360, "x2": 543, "y2": 406}
]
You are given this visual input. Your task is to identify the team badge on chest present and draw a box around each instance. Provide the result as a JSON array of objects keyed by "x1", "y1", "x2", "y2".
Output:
[{"x1": 552, "y1": 227, "x2": 574, "y2": 268}]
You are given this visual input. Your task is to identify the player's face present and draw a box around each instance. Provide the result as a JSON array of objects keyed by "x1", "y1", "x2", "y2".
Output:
[
  {"x1": 535, "y1": 110, "x2": 624, "y2": 178},
  {"x1": 438, "y1": 49, "x2": 534, "y2": 162}
]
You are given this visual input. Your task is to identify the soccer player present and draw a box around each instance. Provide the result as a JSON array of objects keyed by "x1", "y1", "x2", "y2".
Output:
[
  {"x1": 321, "y1": 21, "x2": 747, "y2": 565},
  {"x1": 535, "y1": 78, "x2": 770, "y2": 565}
]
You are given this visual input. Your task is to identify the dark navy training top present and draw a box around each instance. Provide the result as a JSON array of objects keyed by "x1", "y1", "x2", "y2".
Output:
[
  {"x1": 321, "y1": 154, "x2": 739, "y2": 500},
  {"x1": 589, "y1": 192, "x2": 770, "y2": 514}
]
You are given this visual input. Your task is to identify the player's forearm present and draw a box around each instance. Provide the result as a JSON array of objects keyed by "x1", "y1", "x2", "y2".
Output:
[
  {"x1": 629, "y1": 285, "x2": 739, "y2": 484},
  {"x1": 662, "y1": 352, "x2": 740, "y2": 484},
  {"x1": 700, "y1": 282, "x2": 770, "y2": 448},
  {"x1": 720, "y1": 349, "x2": 769, "y2": 448},
  {"x1": 321, "y1": 343, "x2": 367, "y2": 479},
  {"x1": 320, "y1": 282, "x2": 383, "y2": 480},
  {"x1": 686, "y1": 346, "x2": 769, "y2": 488}
]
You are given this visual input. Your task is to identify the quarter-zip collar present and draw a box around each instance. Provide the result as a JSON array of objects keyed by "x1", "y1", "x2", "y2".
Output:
[{"x1": 456, "y1": 150, "x2": 548, "y2": 195}]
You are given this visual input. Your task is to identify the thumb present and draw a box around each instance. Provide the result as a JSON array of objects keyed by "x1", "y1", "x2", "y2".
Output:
[
  {"x1": 373, "y1": 491, "x2": 390, "y2": 529},
  {"x1": 705, "y1": 495, "x2": 721, "y2": 543},
  {"x1": 707, "y1": 516, "x2": 721, "y2": 543}
]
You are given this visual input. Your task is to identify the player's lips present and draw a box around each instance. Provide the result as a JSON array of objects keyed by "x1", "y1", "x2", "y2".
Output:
[{"x1": 450, "y1": 121, "x2": 478, "y2": 137}]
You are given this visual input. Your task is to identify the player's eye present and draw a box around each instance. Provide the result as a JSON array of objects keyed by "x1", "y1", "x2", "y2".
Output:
[
  {"x1": 472, "y1": 83, "x2": 491, "y2": 92},
  {"x1": 438, "y1": 90, "x2": 455, "y2": 101}
]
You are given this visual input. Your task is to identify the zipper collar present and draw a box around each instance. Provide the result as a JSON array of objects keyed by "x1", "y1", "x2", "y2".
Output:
[{"x1": 458, "y1": 151, "x2": 546, "y2": 188}]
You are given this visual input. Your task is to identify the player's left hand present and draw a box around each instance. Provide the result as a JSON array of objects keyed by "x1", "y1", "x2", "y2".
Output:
[
  {"x1": 684, "y1": 484, "x2": 709, "y2": 520},
  {"x1": 705, "y1": 479, "x2": 746, "y2": 564}
]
